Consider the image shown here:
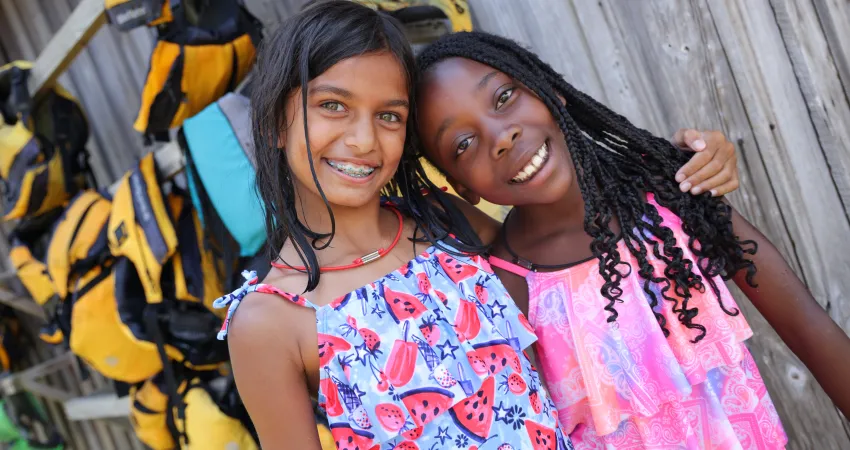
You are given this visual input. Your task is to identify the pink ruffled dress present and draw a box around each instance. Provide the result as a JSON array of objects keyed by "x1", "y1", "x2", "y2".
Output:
[{"x1": 490, "y1": 194, "x2": 788, "y2": 449}]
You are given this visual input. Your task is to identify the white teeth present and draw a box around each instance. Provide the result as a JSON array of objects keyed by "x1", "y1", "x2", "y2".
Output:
[
  {"x1": 511, "y1": 142, "x2": 549, "y2": 183},
  {"x1": 327, "y1": 160, "x2": 376, "y2": 178}
]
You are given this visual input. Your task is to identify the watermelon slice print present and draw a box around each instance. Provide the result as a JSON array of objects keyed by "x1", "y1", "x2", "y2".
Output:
[
  {"x1": 437, "y1": 252, "x2": 479, "y2": 284},
  {"x1": 449, "y1": 376, "x2": 495, "y2": 443},
  {"x1": 400, "y1": 426, "x2": 423, "y2": 440},
  {"x1": 318, "y1": 334, "x2": 352, "y2": 368},
  {"x1": 471, "y1": 340, "x2": 522, "y2": 375},
  {"x1": 525, "y1": 420, "x2": 559, "y2": 450},
  {"x1": 399, "y1": 387, "x2": 455, "y2": 428},
  {"x1": 383, "y1": 284, "x2": 429, "y2": 323},
  {"x1": 330, "y1": 424, "x2": 375, "y2": 450},
  {"x1": 393, "y1": 442, "x2": 419, "y2": 450}
]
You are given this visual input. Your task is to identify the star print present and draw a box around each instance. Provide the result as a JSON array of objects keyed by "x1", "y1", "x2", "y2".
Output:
[
  {"x1": 354, "y1": 344, "x2": 372, "y2": 365},
  {"x1": 436, "y1": 426, "x2": 451, "y2": 445},
  {"x1": 436, "y1": 340, "x2": 459, "y2": 360},
  {"x1": 493, "y1": 401, "x2": 510, "y2": 423},
  {"x1": 351, "y1": 384, "x2": 366, "y2": 401},
  {"x1": 489, "y1": 299, "x2": 507, "y2": 318},
  {"x1": 433, "y1": 308, "x2": 448, "y2": 323}
]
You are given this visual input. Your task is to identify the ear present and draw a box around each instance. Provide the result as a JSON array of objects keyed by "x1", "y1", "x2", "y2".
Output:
[
  {"x1": 277, "y1": 130, "x2": 287, "y2": 150},
  {"x1": 446, "y1": 175, "x2": 481, "y2": 206},
  {"x1": 557, "y1": 94, "x2": 566, "y2": 106}
]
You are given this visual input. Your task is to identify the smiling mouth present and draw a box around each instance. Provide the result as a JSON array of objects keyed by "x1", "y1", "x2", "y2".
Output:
[
  {"x1": 325, "y1": 159, "x2": 378, "y2": 178},
  {"x1": 510, "y1": 141, "x2": 550, "y2": 184}
]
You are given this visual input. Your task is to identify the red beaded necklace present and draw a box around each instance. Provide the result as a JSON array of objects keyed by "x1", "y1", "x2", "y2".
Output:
[{"x1": 271, "y1": 206, "x2": 404, "y2": 273}]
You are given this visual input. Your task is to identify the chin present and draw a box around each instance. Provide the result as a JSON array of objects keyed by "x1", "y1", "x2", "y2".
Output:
[{"x1": 323, "y1": 187, "x2": 385, "y2": 209}]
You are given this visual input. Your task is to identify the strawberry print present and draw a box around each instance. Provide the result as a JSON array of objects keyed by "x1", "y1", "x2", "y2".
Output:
[
  {"x1": 474, "y1": 277, "x2": 489, "y2": 304},
  {"x1": 500, "y1": 373, "x2": 527, "y2": 395},
  {"x1": 375, "y1": 403, "x2": 406, "y2": 432},
  {"x1": 214, "y1": 228, "x2": 571, "y2": 450},
  {"x1": 419, "y1": 317, "x2": 440, "y2": 346},
  {"x1": 529, "y1": 389, "x2": 543, "y2": 415}
]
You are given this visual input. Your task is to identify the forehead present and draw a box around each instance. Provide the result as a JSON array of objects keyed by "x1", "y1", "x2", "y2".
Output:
[
  {"x1": 313, "y1": 51, "x2": 409, "y2": 97},
  {"x1": 421, "y1": 57, "x2": 500, "y2": 96}
]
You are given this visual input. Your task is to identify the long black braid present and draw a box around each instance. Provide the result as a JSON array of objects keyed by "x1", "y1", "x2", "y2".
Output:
[{"x1": 417, "y1": 32, "x2": 757, "y2": 342}]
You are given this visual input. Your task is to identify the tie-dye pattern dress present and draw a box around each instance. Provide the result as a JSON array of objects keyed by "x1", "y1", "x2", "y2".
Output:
[
  {"x1": 490, "y1": 194, "x2": 788, "y2": 450},
  {"x1": 216, "y1": 242, "x2": 574, "y2": 450}
]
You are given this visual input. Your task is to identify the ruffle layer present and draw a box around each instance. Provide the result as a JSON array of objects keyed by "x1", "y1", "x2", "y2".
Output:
[{"x1": 527, "y1": 195, "x2": 786, "y2": 449}]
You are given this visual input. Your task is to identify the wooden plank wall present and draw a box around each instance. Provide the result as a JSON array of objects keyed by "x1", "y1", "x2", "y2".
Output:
[
  {"x1": 470, "y1": 1, "x2": 850, "y2": 448},
  {"x1": 1, "y1": 0, "x2": 849, "y2": 448}
]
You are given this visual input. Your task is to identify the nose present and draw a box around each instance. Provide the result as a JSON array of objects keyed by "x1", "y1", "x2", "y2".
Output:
[
  {"x1": 344, "y1": 114, "x2": 377, "y2": 155},
  {"x1": 491, "y1": 123, "x2": 521, "y2": 160}
]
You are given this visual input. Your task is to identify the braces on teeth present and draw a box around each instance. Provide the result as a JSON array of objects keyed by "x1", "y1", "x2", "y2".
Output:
[{"x1": 328, "y1": 160, "x2": 375, "y2": 177}]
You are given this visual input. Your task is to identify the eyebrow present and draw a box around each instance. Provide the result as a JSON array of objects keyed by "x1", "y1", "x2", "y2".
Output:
[
  {"x1": 309, "y1": 84, "x2": 352, "y2": 98},
  {"x1": 477, "y1": 71, "x2": 500, "y2": 91},
  {"x1": 385, "y1": 99, "x2": 410, "y2": 109},
  {"x1": 309, "y1": 84, "x2": 408, "y2": 109},
  {"x1": 434, "y1": 71, "x2": 500, "y2": 148}
]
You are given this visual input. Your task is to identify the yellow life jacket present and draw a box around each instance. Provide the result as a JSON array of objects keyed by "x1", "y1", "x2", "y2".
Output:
[
  {"x1": 351, "y1": 0, "x2": 472, "y2": 32},
  {"x1": 132, "y1": 0, "x2": 261, "y2": 142},
  {"x1": 45, "y1": 190, "x2": 164, "y2": 383},
  {"x1": 8, "y1": 239, "x2": 54, "y2": 306},
  {"x1": 130, "y1": 373, "x2": 258, "y2": 450},
  {"x1": 109, "y1": 153, "x2": 227, "y2": 372},
  {"x1": 0, "y1": 61, "x2": 92, "y2": 221}
]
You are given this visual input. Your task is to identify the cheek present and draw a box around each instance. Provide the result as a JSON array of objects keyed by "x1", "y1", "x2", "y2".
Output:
[{"x1": 378, "y1": 128, "x2": 407, "y2": 165}]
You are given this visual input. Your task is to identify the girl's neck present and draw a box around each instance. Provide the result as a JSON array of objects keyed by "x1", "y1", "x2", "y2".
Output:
[
  {"x1": 282, "y1": 189, "x2": 396, "y2": 266},
  {"x1": 511, "y1": 179, "x2": 586, "y2": 240}
]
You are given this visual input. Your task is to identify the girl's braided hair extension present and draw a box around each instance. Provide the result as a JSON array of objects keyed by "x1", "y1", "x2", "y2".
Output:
[{"x1": 416, "y1": 32, "x2": 757, "y2": 342}]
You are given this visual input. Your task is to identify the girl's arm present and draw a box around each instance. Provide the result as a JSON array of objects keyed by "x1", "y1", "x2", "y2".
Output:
[
  {"x1": 227, "y1": 293, "x2": 324, "y2": 450},
  {"x1": 730, "y1": 208, "x2": 850, "y2": 417}
]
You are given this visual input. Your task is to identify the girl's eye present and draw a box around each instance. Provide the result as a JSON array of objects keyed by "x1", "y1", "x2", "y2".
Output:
[
  {"x1": 496, "y1": 88, "x2": 514, "y2": 110},
  {"x1": 456, "y1": 137, "x2": 474, "y2": 156},
  {"x1": 378, "y1": 112, "x2": 401, "y2": 123},
  {"x1": 320, "y1": 102, "x2": 345, "y2": 112}
]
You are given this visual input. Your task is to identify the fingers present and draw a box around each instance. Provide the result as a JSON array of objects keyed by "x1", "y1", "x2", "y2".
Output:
[
  {"x1": 675, "y1": 148, "x2": 713, "y2": 184},
  {"x1": 671, "y1": 129, "x2": 707, "y2": 152},
  {"x1": 690, "y1": 158, "x2": 737, "y2": 195},
  {"x1": 708, "y1": 179, "x2": 740, "y2": 197}
]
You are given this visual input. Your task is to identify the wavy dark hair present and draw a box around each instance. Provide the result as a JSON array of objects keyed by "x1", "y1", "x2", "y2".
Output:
[
  {"x1": 416, "y1": 32, "x2": 758, "y2": 342},
  {"x1": 251, "y1": 1, "x2": 483, "y2": 292}
]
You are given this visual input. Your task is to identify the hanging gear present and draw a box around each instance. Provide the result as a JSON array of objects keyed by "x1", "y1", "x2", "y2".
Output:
[
  {"x1": 104, "y1": 0, "x2": 168, "y2": 31},
  {"x1": 130, "y1": 370, "x2": 258, "y2": 449},
  {"x1": 132, "y1": 0, "x2": 262, "y2": 143},
  {"x1": 351, "y1": 0, "x2": 472, "y2": 32},
  {"x1": 0, "y1": 61, "x2": 93, "y2": 222},
  {"x1": 179, "y1": 93, "x2": 270, "y2": 290}
]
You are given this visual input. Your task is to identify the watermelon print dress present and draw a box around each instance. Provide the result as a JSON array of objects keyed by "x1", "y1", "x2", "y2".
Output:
[
  {"x1": 490, "y1": 194, "x2": 788, "y2": 450},
  {"x1": 215, "y1": 243, "x2": 574, "y2": 450}
]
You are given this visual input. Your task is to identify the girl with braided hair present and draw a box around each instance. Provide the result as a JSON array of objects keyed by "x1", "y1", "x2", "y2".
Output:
[{"x1": 415, "y1": 31, "x2": 850, "y2": 449}]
